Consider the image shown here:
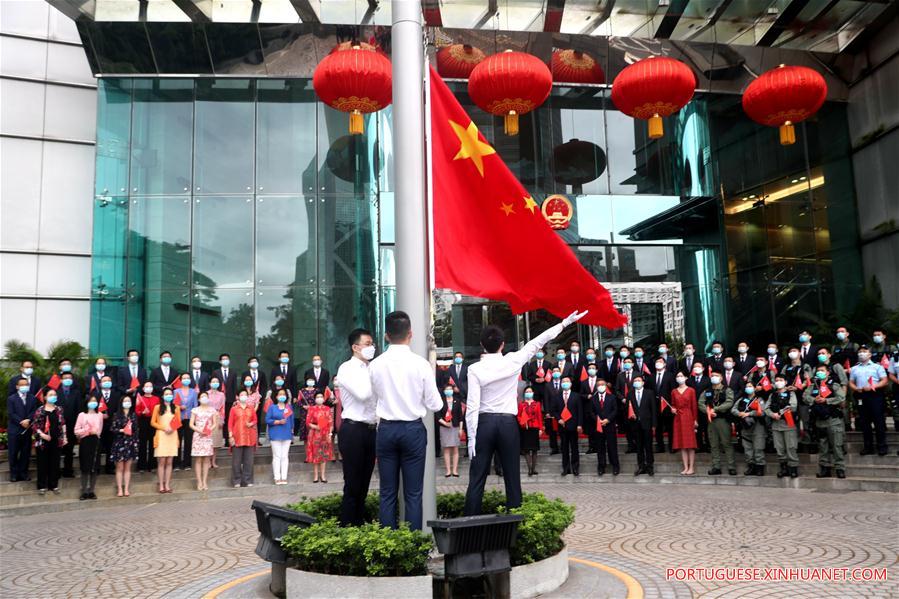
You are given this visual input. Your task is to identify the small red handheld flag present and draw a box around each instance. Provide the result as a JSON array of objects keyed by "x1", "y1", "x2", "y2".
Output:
[
  {"x1": 628, "y1": 400, "x2": 636, "y2": 420},
  {"x1": 881, "y1": 354, "x2": 890, "y2": 370},
  {"x1": 171, "y1": 412, "x2": 182, "y2": 430},
  {"x1": 130, "y1": 376, "x2": 140, "y2": 391},
  {"x1": 595, "y1": 418, "x2": 603, "y2": 433},
  {"x1": 706, "y1": 404, "x2": 713, "y2": 422},
  {"x1": 660, "y1": 397, "x2": 671, "y2": 411},
  {"x1": 536, "y1": 367, "x2": 545, "y2": 379},
  {"x1": 561, "y1": 405, "x2": 572, "y2": 422},
  {"x1": 760, "y1": 376, "x2": 773, "y2": 392},
  {"x1": 868, "y1": 376, "x2": 875, "y2": 390},
  {"x1": 783, "y1": 409, "x2": 795, "y2": 428},
  {"x1": 793, "y1": 372, "x2": 805, "y2": 390},
  {"x1": 843, "y1": 358, "x2": 850, "y2": 372},
  {"x1": 445, "y1": 409, "x2": 453, "y2": 423},
  {"x1": 123, "y1": 419, "x2": 133, "y2": 436},
  {"x1": 819, "y1": 383, "x2": 832, "y2": 399},
  {"x1": 579, "y1": 368, "x2": 588, "y2": 382},
  {"x1": 44, "y1": 416, "x2": 51, "y2": 434},
  {"x1": 748, "y1": 398, "x2": 762, "y2": 415}
]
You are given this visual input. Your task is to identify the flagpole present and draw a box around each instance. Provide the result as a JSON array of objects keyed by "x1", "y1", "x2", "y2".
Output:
[{"x1": 392, "y1": 0, "x2": 436, "y2": 533}]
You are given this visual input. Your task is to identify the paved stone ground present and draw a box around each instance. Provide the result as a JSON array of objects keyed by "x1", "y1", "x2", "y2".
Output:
[{"x1": 1, "y1": 483, "x2": 896, "y2": 598}]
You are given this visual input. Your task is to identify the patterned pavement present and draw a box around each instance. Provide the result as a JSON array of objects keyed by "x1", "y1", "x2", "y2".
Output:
[{"x1": 1, "y1": 483, "x2": 896, "y2": 598}]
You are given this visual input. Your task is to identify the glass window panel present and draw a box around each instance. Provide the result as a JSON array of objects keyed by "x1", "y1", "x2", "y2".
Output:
[
  {"x1": 146, "y1": 22, "x2": 213, "y2": 74},
  {"x1": 191, "y1": 287, "x2": 255, "y2": 362},
  {"x1": 126, "y1": 288, "x2": 191, "y2": 367},
  {"x1": 606, "y1": 109, "x2": 678, "y2": 196},
  {"x1": 130, "y1": 79, "x2": 194, "y2": 195},
  {"x1": 90, "y1": 291, "x2": 127, "y2": 360},
  {"x1": 318, "y1": 286, "x2": 378, "y2": 369},
  {"x1": 92, "y1": 196, "x2": 129, "y2": 292},
  {"x1": 204, "y1": 24, "x2": 267, "y2": 76},
  {"x1": 95, "y1": 79, "x2": 132, "y2": 196},
  {"x1": 317, "y1": 195, "x2": 378, "y2": 287},
  {"x1": 256, "y1": 195, "x2": 316, "y2": 287},
  {"x1": 192, "y1": 196, "x2": 255, "y2": 288},
  {"x1": 551, "y1": 94, "x2": 609, "y2": 196},
  {"x1": 379, "y1": 192, "x2": 394, "y2": 244},
  {"x1": 256, "y1": 287, "x2": 318, "y2": 369},
  {"x1": 256, "y1": 80, "x2": 317, "y2": 195},
  {"x1": 194, "y1": 79, "x2": 255, "y2": 194},
  {"x1": 376, "y1": 107, "x2": 394, "y2": 193},
  {"x1": 87, "y1": 22, "x2": 157, "y2": 74},
  {"x1": 318, "y1": 104, "x2": 377, "y2": 196},
  {"x1": 127, "y1": 196, "x2": 191, "y2": 290}
]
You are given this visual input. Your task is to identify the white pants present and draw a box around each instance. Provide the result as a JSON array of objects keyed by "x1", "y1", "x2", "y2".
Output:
[{"x1": 270, "y1": 440, "x2": 291, "y2": 480}]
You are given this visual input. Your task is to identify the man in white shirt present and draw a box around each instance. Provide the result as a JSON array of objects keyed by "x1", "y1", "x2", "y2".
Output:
[
  {"x1": 369, "y1": 311, "x2": 443, "y2": 530},
  {"x1": 464, "y1": 309, "x2": 587, "y2": 515},
  {"x1": 335, "y1": 328, "x2": 378, "y2": 527}
]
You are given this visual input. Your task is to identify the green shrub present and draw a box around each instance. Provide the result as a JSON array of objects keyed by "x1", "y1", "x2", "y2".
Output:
[
  {"x1": 280, "y1": 520, "x2": 432, "y2": 577},
  {"x1": 287, "y1": 492, "x2": 381, "y2": 523},
  {"x1": 509, "y1": 493, "x2": 574, "y2": 565}
]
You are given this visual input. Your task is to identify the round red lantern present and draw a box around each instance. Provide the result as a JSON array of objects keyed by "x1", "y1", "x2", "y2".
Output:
[
  {"x1": 611, "y1": 55, "x2": 696, "y2": 139},
  {"x1": 436, "y1": 44, "x2": 486, "y2": 79},
  {"x1": 742, "y1": 64, "x2": 827, "y2": 146},
  {"x1": 551, "y1": 49, "x2": 604, "y2": 84},
  {"x1": 468, "y1": 50, "x2": 553, "y2": 135},
  {"x1": 313, "y1": 44, "x2": 392, "y2": 135}
]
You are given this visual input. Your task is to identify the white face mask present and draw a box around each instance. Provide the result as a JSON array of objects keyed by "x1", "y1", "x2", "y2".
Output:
[
  {"x1": 710, "y1": 376, "x2": 722, "y2": 385},
  {"x1": 676, "y1": 377, "x2": 686, "y2": 385},
  {"x1": 143, "y1": 386, "x2": 154, "y2": 395},
  {"x1": 596, "y1": 385, "x2": 606, "y2": 394},
  {"x1": 724, "y1": 362, "x2": 734, "y2": 370},
  {"x1": 199, "y1": 397, "x2": 209, "y2": 405},
  {"x1": 122, "y1": 401, "x2": 132, "y2": 409},
  {"x1": 360, "y1": 346, "x2": 376, "y2": 361},
  {"x1": 313, "y1": 360, "x2": 322, "y2": 368},
  {"x1": 315, "y1": 397, "x2": 324, "y2": 405},
  {"x1": 756, "y1": 360, "x2": 766, "y2": 369},
  {"x1": 693, "y1": 367, "x2": 703, "y2": 375},
  {"x1": 788, "y1": 351, "x2": 799, "y2": 360},
  {"x1": 655, "y1": 362, "x2": 665, "y2": 370},
  {"x1": 239, "y1": 396, "x2": 247, "y2": 405},
  {"x1": 192, "y1": 361, "x2": 201, "y2": 369},
  {"x1": 774, "y1": 381, "x2": 786, "y2": 390},
  {"x1": 306, "y1": 380, "x2": 315, "y2": 387}
]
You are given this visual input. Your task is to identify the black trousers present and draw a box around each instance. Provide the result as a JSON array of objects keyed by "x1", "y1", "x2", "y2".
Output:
[
  {"x1": 338, "y1": 420, "x2": 377, "y2": 526},
  {"x1": 8, "y1": 426, "x2": 31, "y2": 480},
  {"x1": 592, "y1": 424, "x2": 619, "y2": 470},
  {"x1": 543, "y1": 414, "x2": 558, "y2": 450},
  {"x1": 176, "y1": 424, "x2": 193, "y2": 468},
  {"x1": 36, "y1": 444, "x2": 61, "y2": 490},
  {"x1": 618, "y1": 400, "x2": 635, "y2": 450},
  {"x1": 634, "y1": 424, "x2": 654, "y2": 468},
  {"x1": 656, "y1": 409, "x2": 674, "y2": 448},
  {"x1": 465, "y1": 414, "x2": 521, "y2": 515},
  {"x1": 62, "y1": 430, "x2": 77, "y2": 475},
  {"x1": 696, "y1": 413, "x2": 710, "y2": 450},
  {"x1": 559, "y1": 427, "x2": 580, "y2": 472},
  {"x1": 137, "y1": 416, "x2": 156, "y2": 471},
  {"x1": 859, "y1": 393, "x2": 888, "y2": 453}
]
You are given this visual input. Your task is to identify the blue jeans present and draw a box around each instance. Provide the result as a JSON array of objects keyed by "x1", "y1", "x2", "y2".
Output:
[{"x1": 377, "y1": 420, "x2": 427, "y2": 530}]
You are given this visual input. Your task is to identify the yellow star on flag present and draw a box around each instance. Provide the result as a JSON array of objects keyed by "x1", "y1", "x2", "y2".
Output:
[
  {"x1": 523, "y1": 195, "x2": 539, "y2": 214},
  {"x1": 500, "y1": 202, "x2": 515, "y2": 216},
  {"x1": 449, "y1": 119, "x2": 496, "y2": 177}
]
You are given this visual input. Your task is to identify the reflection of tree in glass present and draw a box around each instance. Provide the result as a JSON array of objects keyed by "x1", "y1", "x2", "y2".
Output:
[{"x1": 257, "y1": 288, "x2": 296, "y2": 364}]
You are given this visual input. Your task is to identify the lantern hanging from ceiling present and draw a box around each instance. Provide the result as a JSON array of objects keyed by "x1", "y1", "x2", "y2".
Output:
[
  {"x1": 436, "y1": 44, "x2": 486, "y2": 79},
  {"x1": 742, "y1": 64, "x2": 827, "y2": 146},
  {"x1": 610, "y1": 55, "x2": 696, "y2": 139},
  {"x1": 468, "y1": 50, "x2": 553, "y2": 135},
  {"x1": 551, "y1": 49, "x2": 604, "y2": 84},
  {"x1": 313, "y1": 44, "x2": 392, "y2": 135}
]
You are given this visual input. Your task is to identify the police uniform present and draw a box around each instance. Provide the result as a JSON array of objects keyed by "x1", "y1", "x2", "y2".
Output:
[
  {"x1": 731, "y1": 389, "x2": 766, "y2": 475},
  {"x1": 780, "y1": 361, "x2": 812, "y2": 444},
  {"x1": 803, "y1": 366, "x2": 846, "y2": 478},
  {"x1": 765, "y1": 389, "x2": 799, "y2": 477},
  {"x1": 850, "y1": 357, "x2": 889, "y2": 455},
  {"x1": 700, "y1": 384, "x2": 735, "y2": 474},
  {"x1": 832, "y1": 340, "x2": 859, "y2": 430}
]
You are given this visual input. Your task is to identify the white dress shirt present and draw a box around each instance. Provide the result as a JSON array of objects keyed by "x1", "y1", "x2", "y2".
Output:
[
  {"x1": 336, "y1": 356, "x2": 376, "y2": 424},
  {"x1": 369, "y1": 344, "x2": 443, "y2": 421},
  {"x1": 466, "y1": 322, "x2": 564, "y2": 454}
]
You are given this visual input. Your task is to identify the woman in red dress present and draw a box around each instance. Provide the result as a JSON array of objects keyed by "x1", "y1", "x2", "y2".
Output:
[
  {"x1": 517, "y1": 386, "x2": 543, "y2": 476},
  {"x1": 305, "y1": 391, "x2": 334, "y2": 483},
  {"x1": 670, "y1": 373, "x2": 698, "y2": 475}
]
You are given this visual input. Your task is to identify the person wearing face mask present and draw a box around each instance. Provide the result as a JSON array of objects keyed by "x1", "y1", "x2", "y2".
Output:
[
  {"x1": 264, "y1": 390, "x2": 293, "y2": 486},
  {"x1": 670, "y1": 373, "x2": 697, "y2": 475},
  {"x1": 517, "y1": 386, "x2": 543, "y2": 477},
  {"x1": 191, "y1": 392, "x2": 218, "y2": 491},
  {"x1": 7, "y1": 360, "x2": 42, "y2": 397},
  {"x1": 543, "y1": 367, "x2": 563, "y2": 454},
  {"x1": 439, "y1": 386, "x2": 464, "y2": 478},
  {"x1": 734, "y1": 341, "x2": 755, "y2": 375},
  {"x1": 632, "y1": 346, "x2": 650, "y2": 377},
  {"x1": 653, "y1": 357, "x2": 677, "y2": 453},
  {"x1": 306, "y1": 391, "x2": 334, "y2": 483},
  {"x1": 765, "y1": 374, "x2": 799, "y2": 478},
  {"x1": 849, "y1": 344, "x2": 890, "y2": 456},
  {"x1": 523, "y1": 347, "x2": 556, "y2": 454},
  {"x1": 58, "y1": 371, "x2": 83, "y2": 478},
  {"x1": 803, "y1": 364, "x2": 846, "y2": 478},
  {"x1": 686, "y1": 361, "x2": 711, "y2": 453},
  {"x1": 263, "y1": 374, "x2": 292, "y2": 440},
  {"x1": 732, "y1": 383, "x2": 767, "y2": 476},
  {"x1": 241, "y1": 357, "x2": 267, "y2": 443},
  {"x1": 117, "y1": 349, "x2": 147, "y2": 395},
  {"x1": 8, "y1": 378, "x2": 39, "y2": 482},
  {"x1": 552, "y1": 376, "x2": 583, "y2": 476},
  {"x1": 598, "y1": 344, "x2": 620, "y2": 382},
  {"x1": 554, "y1": 348, "x2": 573, "y2": 381},
  {"x1": 212, "y1": 354, "x2": 237, "y2": 445},
  {"x1": 707, "y1": 341, "x2": 726, "y2": 374},
  {"x1": 626, "y1": 375, "x2": 657, "y2": 476},
  {"x1": 831, "y1": 328, "x2": 860, "y2": 433},
  {"x1": 797, "y1": 331, "x2": 818, "y2": 368},
  {"x1": 187, "y1": 355, "x2": 209, "y2": 393},
  {"x1": 781, "y1": 346, "x2": 813, "y2": 446},
  {"x1": 615, "y1": 357, "x2": 638, "y2": 453},
  {"x1": 270, "y1": 350, "x2": 298, "y2": 398},
  {"x1": 74, "y1": 398, "x2": 104, "y2": 499},
  {"x1": 568, "y1": 342, "x2": 585, "y2": 383},
  {"x1": 296, "y1": 377, "x2": 318, "y2": 442},
  {"x1": 580, "y1": 362, "x2": 601, "y2": 455},
  {"x1": 700, "y1": 370, "x2": 736, "y2": 476},
  {"x1": 110, "y1": 395, "x2": 138, "y2": 497},
  {"x1": 678, "y1": 343, "x2": 696, "y2": 376},
  {"x1": 174, "y1": 375, "x2": 198, "y2": 471},
  {"x1": 149, "y1": 351, "x2": 179, "y2": 396},
  {"x1": 87, "y1": 358, "x2": 108, "y2": 395},
  {"x1": 204, "y1": 377, "x2": 226, "y2": 468},
  {"x1": 228, "y1": 390, "x2": 258, "y2": 487},
  {"x1": 303, "y1": 355, "x2": 330, "y2": 393},
  {"x1": 135, "y1": 383, "x2": 159, "y2": 472},
  {"x1": 655, "y1": 344, "x2": 677, "y2": 373},
  {"x1": 764, "y1": 344, "x2": 784, "y2": 374},
  {"x1": 151, "y1": 390, "x2": 181, "y2": 493},
  {"x1": 31, "y1": 389, "x2": 67, "y2": 495},
  {"x1": 587, "y1": 378, "x2": 619, "y2": 476},
  {"x1": 90, "y1": 374, "x2": 120, "y2": 475},
  {"x1": 441, "y1": 351, "x2": 470, "y2": 399}
]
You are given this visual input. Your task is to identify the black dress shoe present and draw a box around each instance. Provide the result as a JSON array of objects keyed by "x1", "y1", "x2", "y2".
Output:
[
  {"x1": 572, "y1": 468, "x2": 579, "y2": 477},
  {"x1": 79, "y1": 493, "x2": 87, "y2": 501},
  {"x1": 728, "y1": 469, "x2": 737, "y2": 476},
  {"x1": 744, "y1": 465, "x2": 756, "y2": 476},
  {"x1": 789, "y1": 467, "x2": 799, "y2": 478},
  {"x1": 612, "y1": 467, "x2": 620, "y2": 476},
  {"x1": 586, "y1": 448, "x2": 596, "y2": 454},
  {"x1": 647, "y1": 467, "x2": 654, "y2": 476},
  {"x1": 561, "y1": 469, "x2": 570, "y2": 476},
  {"x1": 625, "y1": 448, "x2": 636, "y2": 454},
  {"x1": 655, "y1": 445, "x2": 666, "y2": 453},
  {"x1": 597, "y1": 468, "x2": 605, "y2": 477},
  {"x1": 860, "y1": 448, "x2": 874, "y2": 456},
  {"x1": 836, "y1": 469, "x2": 845, "y2": 479},
  {"x1": 634, "y1": 467, "x2": 645, "y2": 476},
  {"x1": 816, "y1": 467, "x2": 832, "y2": 478},
  {"x1": 708, "y1": 468, "x2": 722, "y2": 475},
  {"x1": 877, "y1": 451, "x2": 888, "y2": 457}
]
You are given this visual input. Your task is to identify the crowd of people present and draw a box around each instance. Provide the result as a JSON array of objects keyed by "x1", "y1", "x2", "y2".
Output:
[{"x1": 5, "y1": 322, "x2": 898, "y2": 521}]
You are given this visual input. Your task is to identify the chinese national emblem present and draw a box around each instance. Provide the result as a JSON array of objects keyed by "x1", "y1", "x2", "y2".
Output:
[{"x1": 541, "y1": 195, "x2": 573, "y2": 230}]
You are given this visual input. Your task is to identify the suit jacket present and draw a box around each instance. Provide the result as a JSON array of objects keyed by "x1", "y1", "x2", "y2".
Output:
[
  {"x1": 678, "y1": 355, "x2": 699, "y2": 376},
  {"x1": 588, "y1": 391, "x2": 617, "y2": 428},
  {"x1": 58, "y1": 384, "x2": 84, "y2": 432},
  {"x1": 7, "y1": 391, "x2": 38, "y2": 432},
  {"x1": 149, "y1": 366, "x2": 180, "y2": 395},
  {"x1": 186, "y1": 369, "x2": 210, "y2": 393},
  {"x1": 763, "y1": 354, "x2": 784, "y2": 373},
  {"x1": 555, "y1": 360, "x2": 574, "y2": 381},
  {"x1": 303, "y1": 367, "x2": 330, "y2": 392},
  {"x1": 91, "y1": 388, "x2": 123, "y2": 415},
  {"x1": 7, "y1": 375, "x2": 42, "y2": 397},
  {"x1": 632, "y1": 359, "x2": 652, "y2": 379},
  {"x1": 579, "y1": 377, "x2": 602, "y2": 399},
  {"x1": 443, "y1": 363, "x2": 469, "y2": 398},
  {"x1": 115, "y1": 365, "x2": 148, "y2": 395},
  {"x1": 543, "y1": 380, "x2": 563, "y2": 415},
  {"x1": 242, "y1": 369, "x2": 268, "y2": 396},
  {"x1": 211, "y1": 367, "x2": 238, "y2": 403},
  {"x1": 522, "y1": 359, "x2": 553, "y2": 400},
  {"x1": 687, "y1": 373, "x2": 711, "y2": 398},
  {"x1": 568, "y1": 354, "x2": 587, "y2": 384},
  {"x1": 734, "y1": 354, "x2": 756, "y2": 375},
  {"x1": 706, "y1": 355, "x2": 726, "y2": 375},
  {"x1": 722, "y1": 369, "x2": 744, "y2": 393},
  {"x1": 614, "y1": 370, "x2": 637, "y2": 400},
  {"x1": 270, "y1": 364, "x2": 298, "y2": 396},
  {"x1": 597, "y1": 357, "x2": 619, "y2": 382},
  {"x1": 799, "y1": 344, "x2": 819, "y2": 368},
  {"x1": 650, "y1": 370, "x2": 676, "y2": 404},
  {"x1": 550, "y1": 390, "x2": 582, "y2": 431},
  {"x1": 626, "y1": 388, "x2": 657, "y2": 429}
]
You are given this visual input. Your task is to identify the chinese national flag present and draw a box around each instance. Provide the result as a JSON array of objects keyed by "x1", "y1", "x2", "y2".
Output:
[
  {"x1": 595, "y1": 418, "x2": 603, "y2": 433},
  {"x1": 706, "y1": 404, "x2": 714, "y2": 422},
  {"x1": 793, "y1": 372, "x2": 805, "y2": 390},
  {"x1": 783, "y1": 409, "x2": 795, "y2": 428},
  {"x1": 561, "y1": 405, "x2": 572, "y2": 422},
  {"x1": 129, "y1": 376, "x2": 139, "y2": 391},
  {"x1": 536, "y1": 367, "x2": 545, "y2": 380},
  {"x1": 579, "y1": 368, "x2": 588, "y2": 382},
  {"x1": 171, "y1": 413, "x2": 182, "y2": 430},
  {"x1": 881, "y1": 354, "x2": 890, "y2": 370},
  {"x1": 123, "y1": 419, "x2": 133, "y2": 436},
  {"x1": 627, "y1": 400, "x2": 636, "y2": 420},
  {"x1": 660, "y1": 397, "x2": 671, "y2": 411},
  {"x1": 429, "y1": 67, "x2": 627, "y2": 329},
  {"x1": 748, "y1": 398, "x2": 762, "y2": 415}
]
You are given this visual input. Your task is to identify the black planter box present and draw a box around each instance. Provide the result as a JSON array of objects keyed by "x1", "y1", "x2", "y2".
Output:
[
  {"x1": 251, "y1": 500, "x2": 315, "y2": 564},
  {"x1": 428, "y1": 514, "x2": 524, "y2": 579}
]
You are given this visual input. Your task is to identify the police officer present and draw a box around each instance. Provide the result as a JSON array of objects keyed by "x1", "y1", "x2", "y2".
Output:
[
  {"x1": 732, "y1": 382, "x2": 766, "y2": 476},
  {"x1": 849, "y1": 345, "x2": 890, "y2": 456},
  {"x1": 766, "y1": 373, "x2": 799, "y2": 478},
  {"x1": 781, "y1": 346, "x2": 812, "y2": 446},
  {"x1": 832, "y1": 326, "x2": 859, "y2": 432},
  {"x1": 701, "y1": 370, "x2": 735, "y2": 476},
  {"x1": 803, "y1": 361, "x2": 846, "y2": 478},
  {"x1": 869, "y1": 330, "x2": 897, "y2": 433}
]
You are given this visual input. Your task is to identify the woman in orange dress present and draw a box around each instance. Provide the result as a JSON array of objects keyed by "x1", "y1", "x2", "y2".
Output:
[
  {"x1": 670, "y1": 374, "x2": 698, "y2": 475},
  {"x1": 305, "y1": 391, "x2": 334, "y2": 483}
]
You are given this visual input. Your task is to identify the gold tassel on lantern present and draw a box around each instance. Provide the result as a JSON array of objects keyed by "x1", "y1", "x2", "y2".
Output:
[
  {"x1": 779, "y1": 121, "x2": 795, "y2": 145},
  {"x1": 648, "y1": 114, "x2": 663, "y2": 139},
  {"x1": 504, "y1": 110, "x2": 519, "y2": 135},
  {"x1": 349, "y1": 110, "x2": 364, "y2": 135}
]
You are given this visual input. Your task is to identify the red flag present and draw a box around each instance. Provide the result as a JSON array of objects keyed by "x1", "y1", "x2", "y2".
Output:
[
  {"x1": 759, "y1": 376, "x2": 772, "y2": 392},
  {"x1": 129, "y1": 376, "x2": 139, "y2": 391},
  {"x1": 536, "y1": 367, "x2": 545, "y2": 379},
  {"x1": 44, "y1": 416, "x2": 51, "y2": 434},
  {"x1": 123, "y1": 419, "x2": 133, "y2": 436},
  {"x1": 868, "y1": 376, "x2": 875, "y2": 390},
  {"x1": 517, "y1": 409, "x2": 529, "y2": 428},
  {"x1": 98, "y1": 398, "x2": 108, "y2": 413},
  {"x1": 91, "y1": 377, "x2": 97, "y2": 392},
  {"x1": 202, "y1": 420, "x2": 212, "y2": 436},
  {"x1": 819, "y1": 383, "x2": 832, "y2": 399},
  {"x1": 171, "y1": 414, "x2": 182, "y2": 430},
  {"x1": 445, "y1": 409, "x2": 453, "y2": 423},
  {"x1": 783, "y1": 409, "x2": 795, "y2": 428},
  {"x1": 627, "y1": 400, "x2": 636, "y2": 420},
  {"x1": 579, "y1": 368, "x2": 588, "y2": 382},
  {"x1": 843, "y1": 358, "x2": 850, "y2": 372},
  {"x1": 324, "y1": 387, "x2": 333, "y2": 401},
  {"x1": 706, "y1": 404, "x2": 714, "y2": 422},
  {"x1": 47, "y1": 374, "x2": 61, "y2": 390},
  {"x1": 561, "y1": 405, "x2": 572, "y2": 422},
  {"x1": 660, "y1": 397, "x2": 671, "y2": 411},
  {"x1": 748, "y1": 398, "x2": 762, "y2": 415},
  {"x1": 793, "y1": 372, "x2": 805, "y2": 390},
  {"x1": 429, "y1": 67, "x2": 626, "y2": 329},
  {"x1": 448, "y1": 376, "x2": 457, "y2": 388},
  {"x1": 595, "y1": 418, "x2": 603, "y2": 433},
  {"x1": 544, "y1": 373, "x2": 553, "y2": 383},
  {"x1": 173, "y1": 378, "x2": 183, "y2": 390}
]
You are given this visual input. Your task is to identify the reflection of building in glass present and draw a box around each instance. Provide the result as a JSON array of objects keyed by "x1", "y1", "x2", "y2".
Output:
[{"x1": 604, "y1": 283, "x2": 685, "y2": 345}]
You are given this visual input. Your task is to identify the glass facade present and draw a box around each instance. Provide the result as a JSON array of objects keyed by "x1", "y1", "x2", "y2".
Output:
[{"x1": 91, "y1": 69, "x2": 862, "y2": 368}]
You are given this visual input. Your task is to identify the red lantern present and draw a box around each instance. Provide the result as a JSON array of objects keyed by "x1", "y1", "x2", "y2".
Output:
[
  {"x1": 611, "y1": 56, "x2": 696, "y2": 139},
  {"x1": 436, "y1": 44, "x2": 485, "y2": 79},
  {"x1": 313, "y1": 44, "x2": 392, "y2": 135},
  {"x1": 551, "y1": 49, "x2": 604, "y2": 84},
  {"x1": 742, "y1": 65, "x2": 827, "y2": 146},
  {"x1": 468, "y1": 50, "x2": 553, "y2": 135}
]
